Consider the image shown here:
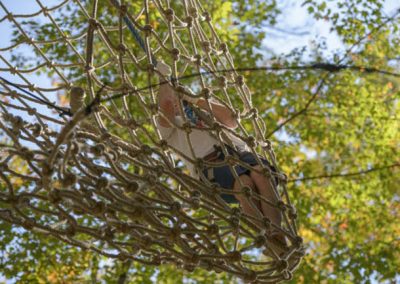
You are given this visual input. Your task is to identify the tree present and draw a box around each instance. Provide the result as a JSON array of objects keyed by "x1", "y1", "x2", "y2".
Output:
[{"x1": 0, "y1": 0, "x2": 399, "y2": 283}]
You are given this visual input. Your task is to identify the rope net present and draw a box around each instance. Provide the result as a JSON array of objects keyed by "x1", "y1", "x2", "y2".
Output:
[{"x1": 0, "y1": 0, "x2": 304, "y2": 282}]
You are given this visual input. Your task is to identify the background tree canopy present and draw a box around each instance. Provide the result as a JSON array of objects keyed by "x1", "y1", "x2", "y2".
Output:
[{"x1": 0, "y1": 0, "x2": 399, "y2": 283}]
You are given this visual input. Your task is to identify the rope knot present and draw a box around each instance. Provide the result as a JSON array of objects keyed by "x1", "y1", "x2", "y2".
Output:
[
  {"x1": 152, "y1": 255, "x2": 161, "y2": 265},
  {"x1": 249, "y1": 107, "x2": 258, "y2": 118},
  {"x1": 88, "y1": 18, "x2": 98, "y2": 29},
  {"x1": 131, "y1": 206, "x2": 144, "y2": 220},
  {"x1": 101, "y1": 132, "x2": 111, "y2": 141},
  {"x1": 145, "y1": 174, "x2": 157, "y2": 185},
  {"x1": 10, "y1": 66, "x2": 17, "y2": 74},
  {"x1": 185, "y1": 16, "x2": 193, "y2": 27},
  {"x1": 46, "y1": 60, "x2": 54, "y2": 68},
  {"x1": 190, "y1": 193, "x2": 201, "y2": 209},
  {"x1": 171, "y1": 48, "x2": 180, "y2": 61},
  {"x1": 7, "y1": 195, "x2": 18, "y2": 205},
  {"x1": 27, "y1": 108, "x2": 37, "y2": 116},
  {"x1": 254, "y1": 235, "x2": 267, "y2": 247},
  {"x1": 201, "y1": 41, "x2": 211, "y2": 53},
  {"x1": 189, "y1": 7, "x2": 198, "y2": 18},
  {"x1": 184, "y1": 264, "x2": 195, "y2": 272},
  {"x1": 100, "y1": 226, "x2": 114, "y2": 239},
  {"x1": 141, "y1": 235, "x2": 152, "y2": 246},
  {"x1": 218, "y1": 76, "x2": 227, "y2": 88},
  {"x1": 154, "y1": 165, "x2": 164, "y2": 177},
  {"x1": 164, "y1": 8, "x2": 175, "y2": 21},
  {"x1": 242, "y1": 186, "x2": 253, "y2": 197},
  {"x1": 91, "y1": 143, "x2": 105, "y2": 156},
  {"x1": 246, "y1": 136, "x2": 256, "y2": 147},
  {"x1": 168, "y1": 226, "x2": 181, "y2": 241},
  {"x1": 140, "y1": 144, "x2": 152, "y2": 155},
  {"x1": 96, "y1": 177, "x2": 109, "y2": 190},
  {"x1": 262, "y1": 139, "x2": 272, "y2": 150},
  {"x1": 65, "y1": 222, "x2": 77, "y2": 237},
  {"x1": 211, "y1": 122, "x2": 221, "y2": 132},
  {"x1": 229, "y1": 215, "x2": 240, "y2": 227},
  {"x1": 31, "y1": 123, "x2": 42, "y2": 137},
  {"x1": 158, "y1": 139, "x2": 168, "y2": 150},
  {"x1": 170, "y1": 201, "x2": 182, "y2": 214},
  {"x1": 6, "y1": 12, "x2": 13, "y2": 21},
  {"x1": 149, "y1": 103, "x2": 158, "y2": 115},
  {"x1": 11, "y1": 115, "x2": 24, "y2": 130},
  {"x1": 85, "y1": 64, "x2": 94, "y2": 73},
  {"x1": 61, "y1": 172, "x2": 77, "y2": 188},
  {"x1": 182, "y1": 122, "x2": 192, "y2": 133},
  {"x1": 114, "y1": 223, "x2": 128, "y2": 234},
  {"x1": 230, "y1": 207, "x2": 241, "y2": 218},
  {"x1": 126, "y1": 181, "x2": 139, "y2": 193},
  {"x1": 188, "y1": 253, "x2": 200, "y2": 265},
  {"x1": 207, "y1": 224, "x2": 219, "y2": 235},
  {"x1": 127, "y1": 118, "x2": 138, "y2": 129},
  {"x1": 143, "y1": 24, "x2": 153, "y2": 36},
  {"x1": 92, "y1": 201, "x2": 106, "y2": 215},
  {"x1": 18, "y1": 196, "x2": 31, "y2": 208},
  {"x1": 219, "y1": 42, "x2": 228, "y2": 53},
  {"x1": 42, "y1": 161, "x2": 53, "y2": 177},
  {"x1": 262, "y1": 217, "x2": 271, "y2": 230},
  {"x1": 236, "y1": 75, "x2": 245, "y2": 86},
  {"x1": 199, "y1": 260, "x2": 213, "y2": 270},
  {"x1": 117, "y1": 251, "x2": 129, "y2": 261},
  {"x1": 280, "y1": 173, "x2": 288, "y2": 183},
  {"x1": 193, "y1": 54, "x2": 202, "y2": 65},
  {"x1": 201, "y1": 87, "x2": 211, "y2": 99},
  {"x1": 203, "y1": 11, "x2": 212, "y2": 22},
  {"x1": 41, "y1": 7, "x2": 49, "y2": 17},
  {"x1": 117, "y1": 43, "x2": 127, "y2": 54},
  {"x1": 49, "y1": 189, "x2": 61, "y2": 204},
  {"x1": 277, "y1": 200, "x2": 286, "y2": 211},
  {"x1": 243, "y1": 270, "x2": 257, "y2": 282},
  {"x1": 195, "y1": 158, "x2": 204, "y2": 169},
  {"x1": 275, "y1": 259, "x2": 289, "y2": 272},
  {"x1": 227, "y1": 251, "x2": 241, "y2": 262},
  {"x1": 147, "y1": 63, "x2": 156, "y2": 73},
  {"x1": 262, "y1": 167, "x2": 272, "y2": 178},
  {"x1": 22, "y1": 218, "x2": 35, "y2": 230},
  {"x1": 20, "y1": 147, "x2": 34, "y2": 160},
  {"x1": 294, "y1": 236, "x2": 304, "y2": 249},
  {"x1": 288, "y1": 205, "x2": 298, "y2": 220},
  {"x1": 119, "y1": 4, "x2": 127, "y2": 16}
]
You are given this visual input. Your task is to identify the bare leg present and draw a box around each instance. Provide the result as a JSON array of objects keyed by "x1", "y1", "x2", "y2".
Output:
[
  {"x1": 249, "y1": 166, "x2": 282, "y2": 228},
  {"x1": 232, "y1": 174, "x2": 264, "y2": 227},
  {"x1": 248, "y1": 166, "x2": 290, "y2": 256}
]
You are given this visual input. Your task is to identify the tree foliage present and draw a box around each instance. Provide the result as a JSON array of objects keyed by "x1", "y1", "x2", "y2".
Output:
[{"x1": 1, "y1": 0, "x2": 399, "y2": 283}]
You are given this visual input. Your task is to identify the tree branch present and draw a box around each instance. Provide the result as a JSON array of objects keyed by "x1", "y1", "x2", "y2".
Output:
[
  {"x1": 288, "y1": 162, "x2": 400, "y2": 183},
  {"x1": 266, "y1": 75, "x2": 328, "y2": 138}
]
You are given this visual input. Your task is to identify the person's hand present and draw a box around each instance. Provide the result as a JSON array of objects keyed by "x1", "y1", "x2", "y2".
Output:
[
  {"x1": 177, "y1": 84, "x2": 199, "y2": 104},
  {"x1": 156, "y1": 60, "x2": 198, "y2": 104},
  {"x1": 156, "y1": 60, "x2": 172, "y2": 77}
]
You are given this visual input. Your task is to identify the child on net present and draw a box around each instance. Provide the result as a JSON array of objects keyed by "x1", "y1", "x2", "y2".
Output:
[{"x1": 155, "y1": 61, "x2": 287, "y2": 250}]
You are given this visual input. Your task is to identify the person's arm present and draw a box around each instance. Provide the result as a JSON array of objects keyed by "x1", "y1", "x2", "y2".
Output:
[
  {"x1": 156, "y1": 60, "x2": 237, "y2": 129},
  {"x1": 196, "y1": 99, "x2": 238, "y2": 129},
  {"x1": 158, "y1": 81, "x2": 178, "y2": 127}
]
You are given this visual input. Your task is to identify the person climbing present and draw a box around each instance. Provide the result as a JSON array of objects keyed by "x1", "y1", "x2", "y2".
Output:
[{"x1": 155, "y1": 61, "x2": 287, "y2": 251}]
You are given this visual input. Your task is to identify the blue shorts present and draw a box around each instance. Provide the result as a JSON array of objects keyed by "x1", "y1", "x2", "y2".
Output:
[{"x1": 202, "y1": 146, "x2": 278, "y2": 204}]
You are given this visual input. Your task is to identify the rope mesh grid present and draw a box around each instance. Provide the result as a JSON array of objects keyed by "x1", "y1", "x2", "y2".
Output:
[{"x1": 0, "y1": 0, "x2": 304, "y2": 282}]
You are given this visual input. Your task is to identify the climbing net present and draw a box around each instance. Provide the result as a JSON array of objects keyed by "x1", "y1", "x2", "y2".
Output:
[{"x1": 0, "y1": 0, "x2": 304, "y2": 282}]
